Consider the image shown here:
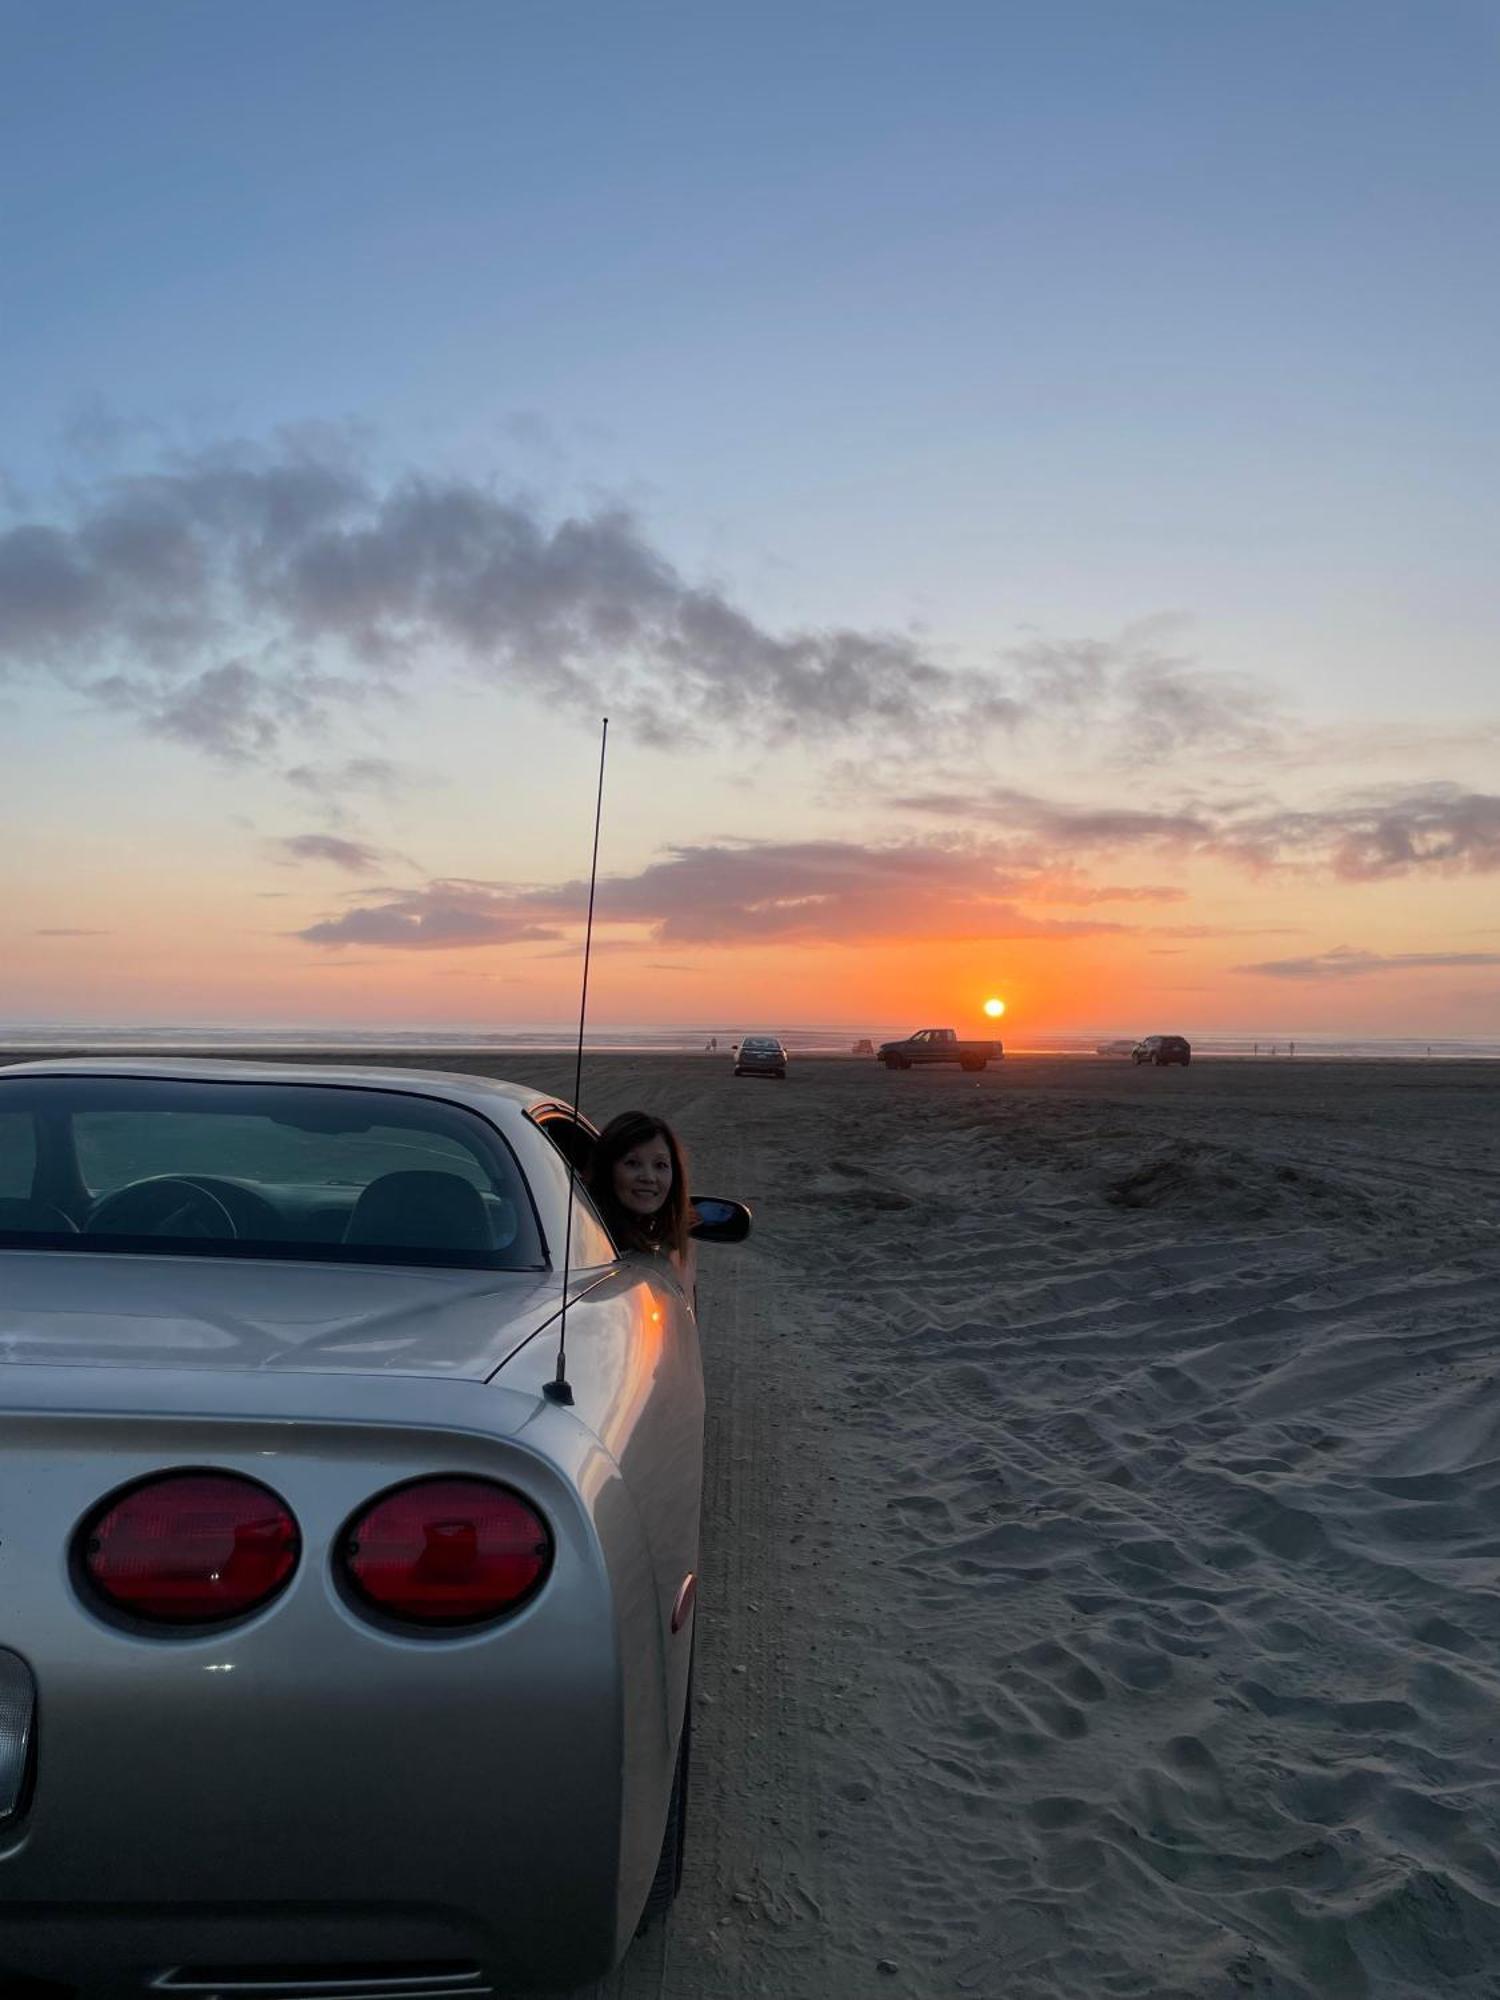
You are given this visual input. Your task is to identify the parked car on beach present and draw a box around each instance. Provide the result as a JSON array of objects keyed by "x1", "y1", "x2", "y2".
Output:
[
  {"x1": 734, "y1": 1035, "x2": 788, "y2": 1078},
  {"x1": 0, "y1": 1058, "x2": 750, "y2": 1996},
  {"x1": 877, "y1": 1027, "x2": 1003, "y2": 1072},
  {"x1": 1132, "y1": 1034, "x2": 1192, "y2": 1066}
]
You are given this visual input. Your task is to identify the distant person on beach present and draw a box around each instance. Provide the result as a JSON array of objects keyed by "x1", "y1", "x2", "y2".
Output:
[{"x1": 587, "y1": 1110, "x2": 697, "y2": 1295}]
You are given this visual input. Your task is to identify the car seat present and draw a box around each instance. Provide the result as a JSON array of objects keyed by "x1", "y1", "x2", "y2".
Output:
[{"x1": 342, "y1": 1169, "x2": 494, "y2": 1255}]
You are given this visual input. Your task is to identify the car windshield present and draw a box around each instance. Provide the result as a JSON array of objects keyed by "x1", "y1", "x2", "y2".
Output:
[{"x1": 0, "y1": 1076, "x2": 543, "y2": 1270}]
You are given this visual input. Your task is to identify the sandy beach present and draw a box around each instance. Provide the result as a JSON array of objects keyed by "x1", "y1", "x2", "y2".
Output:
[{"x1": 8, "y1": 1049, "x2": 1500, "y2": 1999}]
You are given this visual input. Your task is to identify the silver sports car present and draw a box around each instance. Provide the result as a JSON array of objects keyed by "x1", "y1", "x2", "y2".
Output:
[{"x1": 0, "y1": 1058, "x2": 749, "y2": 1997}]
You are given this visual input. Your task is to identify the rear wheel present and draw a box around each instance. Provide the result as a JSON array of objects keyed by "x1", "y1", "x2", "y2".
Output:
[
  {"x1": 960, "y1": 1058, "x2": 983, "y2": 1072},
  {"x1": 639, "y1": 1667, "x2": 693, "y2": 1929}
]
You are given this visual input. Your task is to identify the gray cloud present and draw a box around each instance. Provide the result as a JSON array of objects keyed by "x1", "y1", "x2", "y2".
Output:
[
  {"x1": 0, "y1": 438, "x2": 1020, "y2": 761},
  {"x1": 1008, "y1": 634, "x2": 1280, "y2": 763},
  {"x1": 896, "y1": 782, "x2": 1500, "y2": 882},
  {"x1": 33, "y1": 926, "x2": 110, "y2": 936},
  {"x1": 2, "y1": 438, "x2": 1287, "y2": 770},
  {"x1": 1238, "y1": 946, "x2": 1500, "y2": 980},
  {"x1": 895, "y1": 785, "x2": 1218, "y2": 849},
  {"x1": 297, "y1": 883, "x2": 563, "y2": 951},
  {"x1": 285, "y1": 755, "x2": 411, "y2": 800},
  {"x1": 296, "y1": 836, "x2": 1137, "y2": 952},
  {"x1": 1256, "y1": 786, "x2": 1500, "y2": 880},
  {"x1": 271, "y1": 833, "x2": 389, "y2": 873}
]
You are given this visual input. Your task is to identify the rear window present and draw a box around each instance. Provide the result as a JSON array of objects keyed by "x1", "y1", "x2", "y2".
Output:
[{"x1": 0, "y1": 1076, "x2": 542, "y2": 1270}]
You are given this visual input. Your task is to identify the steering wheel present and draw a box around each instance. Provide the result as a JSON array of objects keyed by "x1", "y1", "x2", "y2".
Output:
[
  {"x1": 166, "y1": 1175, "x2": 284, "y2": 1238},
  {"x1": 85, "y1": 1175, "x2": 238, "y2": 1241}
]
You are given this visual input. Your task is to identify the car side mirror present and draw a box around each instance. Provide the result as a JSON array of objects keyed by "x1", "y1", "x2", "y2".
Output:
[{"x1": 689, "y1": 1196, "x2": 752, "y2": 1243}]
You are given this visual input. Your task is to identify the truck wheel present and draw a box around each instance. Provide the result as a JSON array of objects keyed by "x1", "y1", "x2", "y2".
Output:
[{"x1": 960, "y1": 1058, "x2": 983, "y2": 1072}]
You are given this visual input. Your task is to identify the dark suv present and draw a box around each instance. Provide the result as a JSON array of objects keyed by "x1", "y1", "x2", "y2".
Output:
[{"x1": 1132, "y1": 1034, "x2": 1191, "y2": 1067}]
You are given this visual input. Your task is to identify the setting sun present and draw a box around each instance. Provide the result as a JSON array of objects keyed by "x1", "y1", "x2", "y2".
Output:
[{"x1": 984, "y1": 998, "x2": 1006, "y2": 1018}]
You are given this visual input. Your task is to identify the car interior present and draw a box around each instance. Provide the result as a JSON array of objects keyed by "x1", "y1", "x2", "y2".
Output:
[{"x1": 0, "y1": 1079, "x2": 542, "y2": 1268}]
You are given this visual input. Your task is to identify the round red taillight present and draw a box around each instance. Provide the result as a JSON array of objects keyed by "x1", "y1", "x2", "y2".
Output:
[
  {"x1": 81, "y1": 1472, "x2": 300, "y2": 1625},
  {"x1": 341, "y1": 1478, "x2": 552, "y2": 1626}
]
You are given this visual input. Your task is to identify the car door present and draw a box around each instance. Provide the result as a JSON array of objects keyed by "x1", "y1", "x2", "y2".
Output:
[{"x1": 529, "y1": 1104, "x2": 704, "y2": 1683}]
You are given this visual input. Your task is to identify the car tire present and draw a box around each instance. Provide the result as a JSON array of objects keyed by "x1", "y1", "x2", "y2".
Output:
[{"x1": 639, "y1": 1662, "x2": 693, "y2": 1931}]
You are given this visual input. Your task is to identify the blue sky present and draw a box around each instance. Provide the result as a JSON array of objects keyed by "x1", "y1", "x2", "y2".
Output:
[{"x1": 3, "y1": 1, "x2": 1498, "y2": 1031}]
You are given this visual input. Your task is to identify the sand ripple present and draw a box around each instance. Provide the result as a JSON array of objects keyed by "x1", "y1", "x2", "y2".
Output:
[{"x1": 746, "y1": 1062, "x2": 1500, "y2": 1997}]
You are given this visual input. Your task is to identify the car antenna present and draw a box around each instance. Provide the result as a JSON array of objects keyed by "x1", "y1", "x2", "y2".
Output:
[{"x1": 544, "y1": 715, "x2": 610, "y2": 1407}]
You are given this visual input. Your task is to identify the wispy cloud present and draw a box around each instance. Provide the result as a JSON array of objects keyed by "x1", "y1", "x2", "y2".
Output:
[
  {"x1": 1238, "y1": 945, "x2": 1500, "y2": 980},
  {"x1": 32, "y1": 926, "x2": 110, "y2": 936},
  {"x1": 296, "y1": 836, "x2": 1140, "y2": 952},
  {"x1": 269, "y1": 833, "x2": 392, "y2": 873},
  {"x1": 297, "y1": 885, "x2": 563, "y2": 951},
  {"x1": 285, "y1": 755, "x2": 413, "y2": 803},
  {"x1": 1006, "y1": 631, "x2": 1281, "y2": 764},
  {"x1": 895, "y1": 781, "x2": 1500, "y2": 881}
]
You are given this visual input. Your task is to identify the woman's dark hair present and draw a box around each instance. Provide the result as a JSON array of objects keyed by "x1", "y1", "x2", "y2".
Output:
[{"x1": 587, "y1": 1112, "x2": 691, "y2": 1260}]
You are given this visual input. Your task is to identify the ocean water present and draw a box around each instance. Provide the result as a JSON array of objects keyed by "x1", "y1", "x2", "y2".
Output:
[{"x1": 2, "y1": 1023, "x2": 1498, "y2": 1060}]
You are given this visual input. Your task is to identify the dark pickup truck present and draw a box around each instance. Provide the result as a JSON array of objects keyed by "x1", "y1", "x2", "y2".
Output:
[{"x1": 877, "y1": 1027, "x2": 1004, "y2": 1072}]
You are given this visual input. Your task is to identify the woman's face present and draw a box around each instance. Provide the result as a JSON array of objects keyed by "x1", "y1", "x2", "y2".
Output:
[{"x1": 612, "y1": 1135, "x2": 674, "y2": 1218}]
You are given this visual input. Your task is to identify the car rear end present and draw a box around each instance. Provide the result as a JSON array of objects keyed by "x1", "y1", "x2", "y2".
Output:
[
  {"x1": 0, "y1": 1367, "x2": 650, "y2": 1998},
  {"x1": 733, "y1": 1039, "x2": 786, "y2": 1078}
]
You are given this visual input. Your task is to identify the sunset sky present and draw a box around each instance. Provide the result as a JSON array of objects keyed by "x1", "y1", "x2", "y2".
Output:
[{"x1": 3, "y1": 1, "x2": 1498, "y2": 1039}]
